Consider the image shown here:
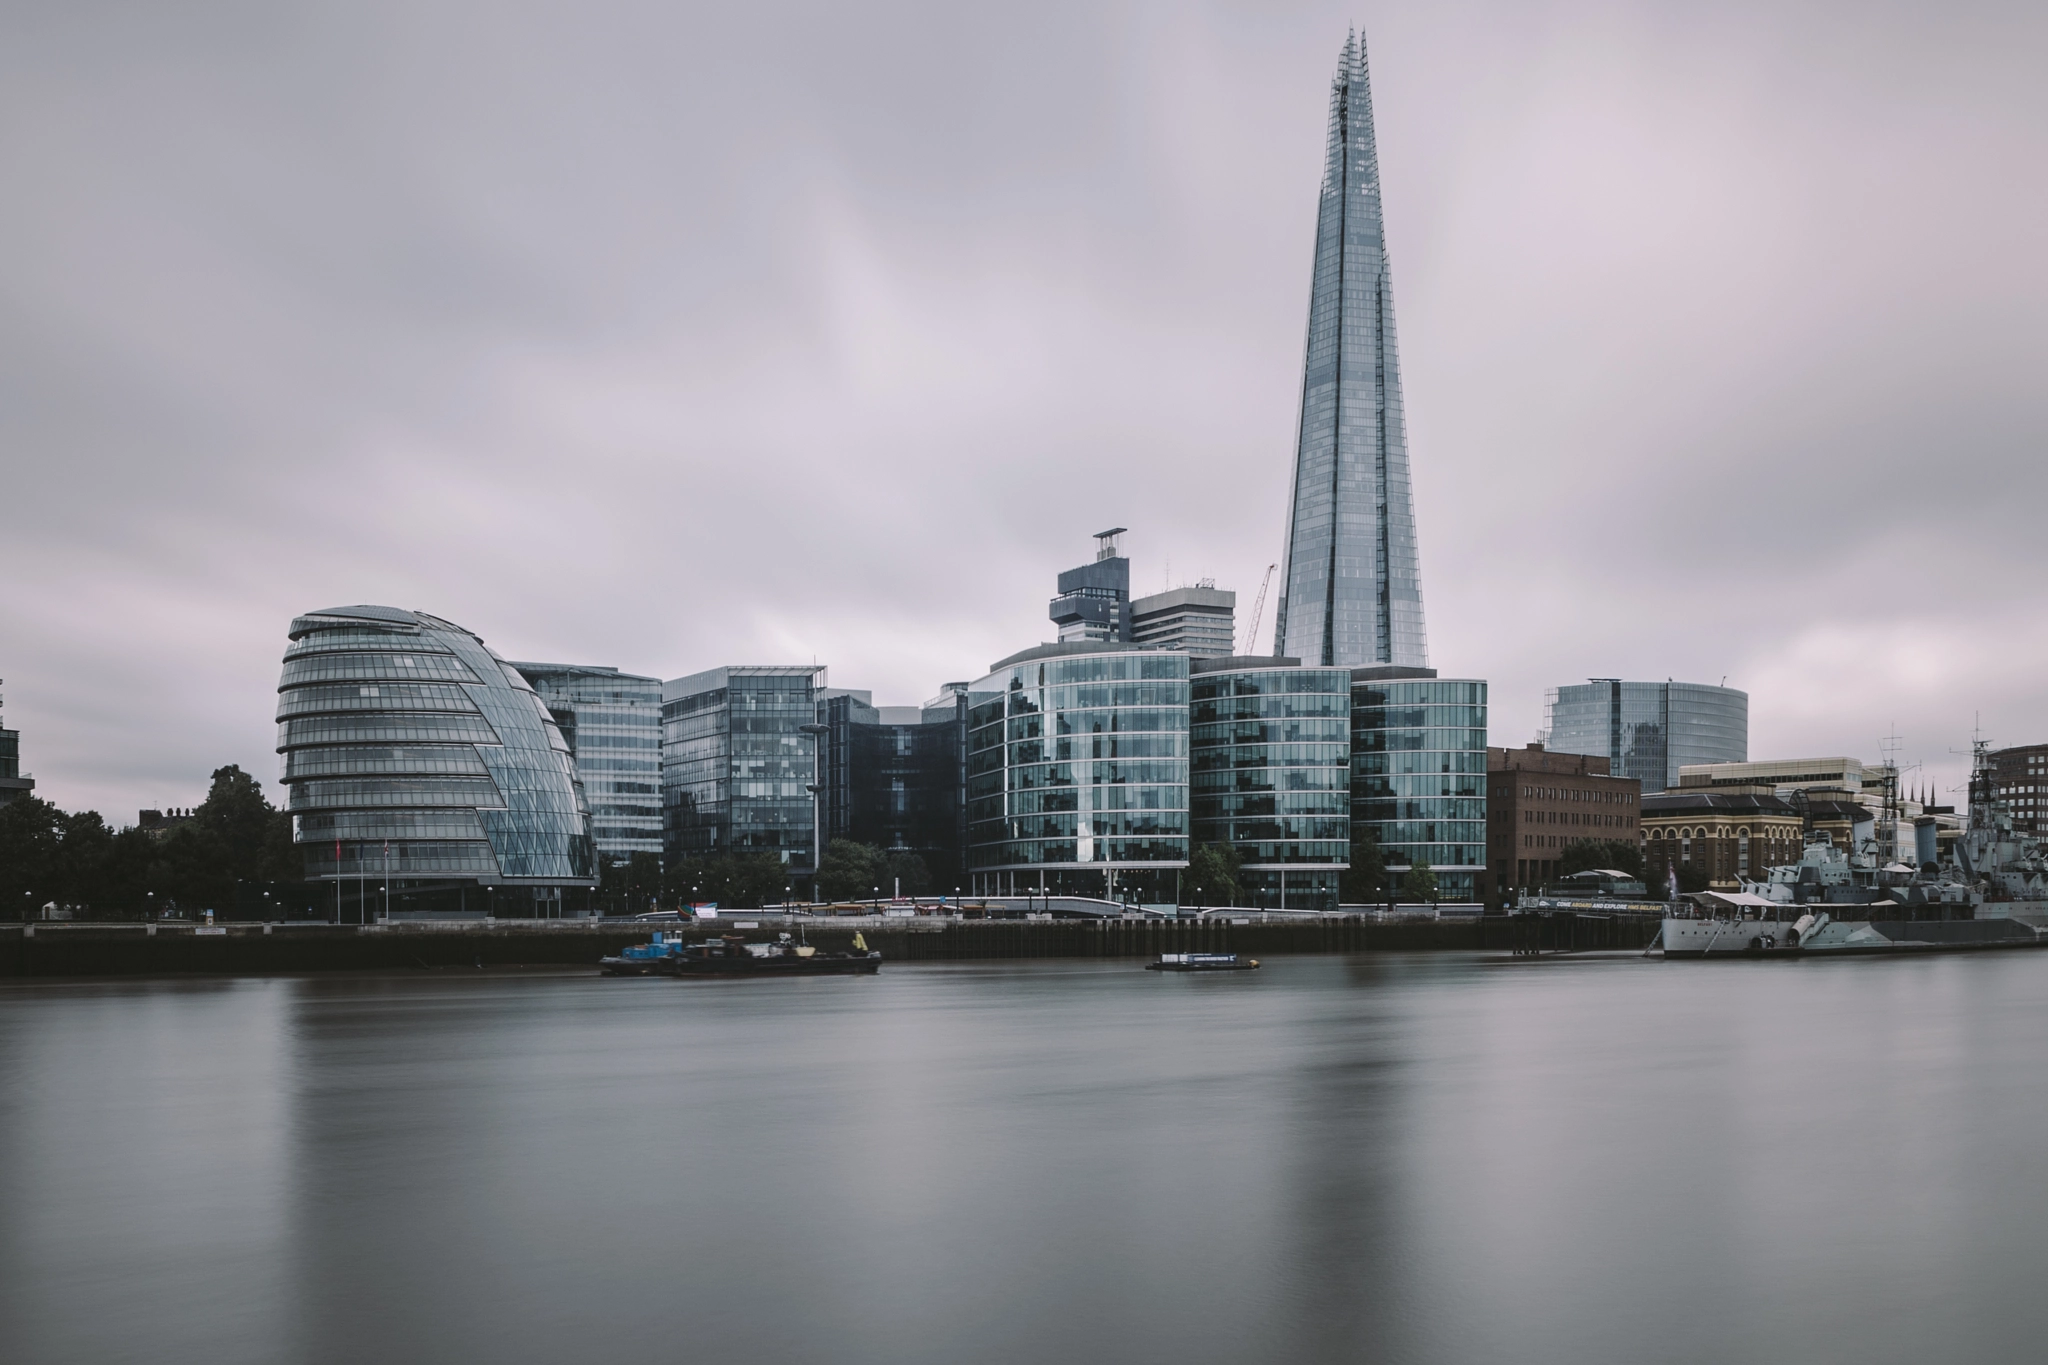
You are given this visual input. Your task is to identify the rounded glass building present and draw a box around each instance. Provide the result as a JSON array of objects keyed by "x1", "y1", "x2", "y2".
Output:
[
  {"x1": 277, "y1": 605, "x2": 596, "y2": 917},
  {"x1": 966, "y1": 644, "x2": 1188, "y2": 905},
  {"x1": 1189, "y1": 659, "x2": 1352, "y2": 911}
]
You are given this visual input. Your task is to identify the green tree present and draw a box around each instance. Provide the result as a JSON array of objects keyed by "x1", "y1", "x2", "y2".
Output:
[
  {"x1": 818, "y1": 839, "x2": 883, "y2": 902},
  {"x1": 878, "y1": 849, "x2": 930, "y2": 898},
  {"x1": 0, "y1": 796, "x2": 66, "y2": 918},
  {"x1": 665, "y1": 852, "x2": 794, "y2": 910},
  {"x1": 1675, "y1": 863, "x2": 1712, "y2": 894},
  {"x1": 1340, "y1": 826, "x2": 1387, "y2": 906},
  {"x1": 1558, "y1": 838, "x2": 1645, "y2": 880},
  {"x1": 1184, "y1": 842, "x2": 1243, "y2": 907},
  {"x1": 1402, "y1": 859, "x2": 1440, "y2": 906}
]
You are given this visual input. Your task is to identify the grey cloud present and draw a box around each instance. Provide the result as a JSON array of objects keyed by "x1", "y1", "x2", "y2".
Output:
[{"x1": 2, "y1": 0, "x2": 2043, "y2": 816}]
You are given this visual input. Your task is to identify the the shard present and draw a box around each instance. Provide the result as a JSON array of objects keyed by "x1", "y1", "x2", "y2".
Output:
[{"x1": 1273, "y1": 31, "x2": 1428, "y2": 669}]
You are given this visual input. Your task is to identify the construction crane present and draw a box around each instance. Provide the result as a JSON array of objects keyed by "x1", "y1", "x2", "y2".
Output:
[{"x1": 1243, "y1": 564, "x2": 1277, "y2": 656}]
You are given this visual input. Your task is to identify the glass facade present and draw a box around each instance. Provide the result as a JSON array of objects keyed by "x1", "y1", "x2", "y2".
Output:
[
  {"x1": 1190, "y1": 661, "x2": 1351, "y2": 911},
  {"x1": 1274, "y1": 32, "x2": 1428, "y2": 670},
  {"x1": 1546, "y1": 680, "x2": 1747, "y2": 793},
  {"x1": 1352, "y1": 670, "x2": 1488, "y2": 902},
  {"x1": 966, "y1": 646, "x2": 1189, "y2": 905},
  {"x1": 275, "y1": 605, "x2": 595, "y2": 903},
  {"x1": 511, "y1": 663, "x2": 663, "y2": 865},
  {"x1": 661, "y1": 666, "x2": 822, "y2": 872}
]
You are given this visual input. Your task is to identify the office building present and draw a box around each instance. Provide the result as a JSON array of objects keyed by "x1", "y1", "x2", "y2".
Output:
[
  {"x1": 1049, "y1": 529, "x2": 1133, "y2": 643},
  {"x1": 275, "y1": 605, "x2": 596, "y2": 914},
  {"x1": 1676, "y1": 756, "x2": 1881, "y2": 798},
  {"x1": 661, "y1": 666, "x2": 823, "y2": 877},
  {"x1": 1985, "y1": 744, "x2": 2048, "y2": 836},
  {"x1": 0, "y1": 681, "x2": 30, "y2": 807},
  {"x1": 814, "y1": 687, "x2": 967, "y2": 884},
  {"x1": 1274, "y1": 32, "x2": 1428, "y2": 669},
  {"x1": 1486, "y1": 745, "x2": 1640, "y2": 894},
  {"x1": 966, "y1": 643, "x2": 1189, "y2": 905},
  {"x1": 1640, "y1": 790, "x2": 1803, "y2": 891},
  {"x1": 1544, "y1": 680, "x2": 1747, "y2": 793},
  {"x1": 511, "y1": 663, "x2": 662, "y2": 865},
  {"x1": 1190, "y1": 657, "x2": 1351, "y2": 910},
  {"x1": 1352, "y1": 667, "x2": 1487, "y2": 902},
  {"x1": 1132, "y1": 585, "x2": 1236, "y2": 658}
]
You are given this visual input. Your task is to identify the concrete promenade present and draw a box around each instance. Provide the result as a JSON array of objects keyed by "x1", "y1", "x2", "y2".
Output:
[{"x1": 0, "y1": 912, "x2": 1656, "y2": 978}]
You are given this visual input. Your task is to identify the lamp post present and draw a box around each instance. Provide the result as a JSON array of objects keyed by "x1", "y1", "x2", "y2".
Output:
[{"x1": 800, "y1": 721, "x2": 829, "y2": 905}]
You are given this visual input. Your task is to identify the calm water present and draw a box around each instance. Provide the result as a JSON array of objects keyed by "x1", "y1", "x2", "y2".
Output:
[{"x1": 4, "y1": 951, "x2": 2048, "y2": 1365}]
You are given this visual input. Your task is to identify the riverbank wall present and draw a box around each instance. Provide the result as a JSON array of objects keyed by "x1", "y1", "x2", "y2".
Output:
[{"x1": 0, "y1": 913, "x2": 1657, "y2": 978}]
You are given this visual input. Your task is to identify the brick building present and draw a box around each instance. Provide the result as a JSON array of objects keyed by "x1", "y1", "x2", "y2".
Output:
[
  {"x1": 1640, "y1": 790, "x2": 1802, "y2": 891},
  {"x1": 1487, "y1": 744, "x2": 1641, "y2": 895}
]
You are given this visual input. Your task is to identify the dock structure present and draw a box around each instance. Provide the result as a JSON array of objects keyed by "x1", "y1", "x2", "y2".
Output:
[{"x1": 0, "y1": 914, "x2": 1659, "y2": 978}]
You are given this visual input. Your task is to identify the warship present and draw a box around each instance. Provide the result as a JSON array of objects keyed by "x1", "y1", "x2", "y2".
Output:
[{"x1": 1660, "y1": 742, "x2": 2048, "y2": 957}]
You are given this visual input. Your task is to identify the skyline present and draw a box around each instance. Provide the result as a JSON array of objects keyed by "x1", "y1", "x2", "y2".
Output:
[{"x1": 4, "y1": 1, "x2": 2045, "y2": 819}]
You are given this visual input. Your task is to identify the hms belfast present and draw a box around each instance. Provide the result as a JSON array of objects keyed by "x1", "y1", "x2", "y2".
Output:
[{"x1": 1660, "y1": 743, "x2": 2048, "y2": 957}]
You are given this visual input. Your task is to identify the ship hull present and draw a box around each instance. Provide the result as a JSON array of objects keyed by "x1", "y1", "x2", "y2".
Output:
[{"x1": 1662, "y1": 917, "x2": 2048, "y2": 958}]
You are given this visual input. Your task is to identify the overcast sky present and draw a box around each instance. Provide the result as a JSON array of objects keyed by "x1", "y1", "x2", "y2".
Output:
[{"x1": 4, "y1": 0, "x2": 2044, "y2": 819}]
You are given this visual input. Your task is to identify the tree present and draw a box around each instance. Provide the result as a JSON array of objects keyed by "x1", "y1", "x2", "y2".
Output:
[
  {"x1": 818, "y1": 839, "x2": 883, "y2": 902},
  {"x1": 878, "y1": 850, "x2": 930, "y2": 898},
  {"x1": 1184, "y1": 842, "x2": 1243, "y2": 907},
  {"x1": 665, "y1": 852, "x2": 793, "y2": 910},
  {"x1": 1402, "y1": 860, "x2": 1440, "y2": 906},
  {"x1": 1340, "y1": 826, "x2": 1387, "y2": 906},
  {"x1": 1675, "y1": 864, "x2": 1712, "y2": 894},
  {"x1": 1558, "y1": 838, "x2": 1644, "y2": 880}
]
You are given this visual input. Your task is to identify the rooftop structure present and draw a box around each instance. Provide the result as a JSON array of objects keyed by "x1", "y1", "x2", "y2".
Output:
[
  {"x1": 1049, "y1": 529, "x2": 1132, "y2": 644},
  {"x1": 1132, "y1": 584, "x2": 1236, "y2": 658}
]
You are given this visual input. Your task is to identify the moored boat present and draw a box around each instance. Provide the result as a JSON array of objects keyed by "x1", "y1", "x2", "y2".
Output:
[
  {"x1": 669, "y1": 933, "x2": 882, "y2": 977},
  {"x1": 599, "y1": 930, "x2": 689, "y2": 976},
  {"x1": 1146, "y1": 953, "x2": 1259, "y2": 972}
]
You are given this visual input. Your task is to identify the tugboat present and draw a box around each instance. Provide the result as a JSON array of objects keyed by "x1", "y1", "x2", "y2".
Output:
[
  {"x1": 1146, "y1": 952, "x2": 1260, "y2": 972},
  {"x1": 669, "y1": 932, "x2": 882, "y2": 977},
  {"x1": 599, "y1": 930, "x2": 689, "y2": 976}
]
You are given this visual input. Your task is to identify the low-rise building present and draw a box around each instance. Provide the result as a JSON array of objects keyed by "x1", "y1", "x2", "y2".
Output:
[
  {"x1": 1486, "y1": 744, "x2": 1640, "y2": 896},
  {"x1": 0, "y1": 682, "x2": 31, "y2": 808},
  {"x1": 1640, "y1": 790, "x2": 1802, "y2": 891}
]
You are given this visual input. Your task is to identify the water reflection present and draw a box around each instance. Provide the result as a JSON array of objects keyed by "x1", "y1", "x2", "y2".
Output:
[{"x1": 4, "y1": 954, "x2": 2048, "y2": 1364}]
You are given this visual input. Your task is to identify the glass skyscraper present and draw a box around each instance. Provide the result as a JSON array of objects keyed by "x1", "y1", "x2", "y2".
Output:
[
  {"x1": 1545, "y1": 680, "x2": 1748, "y2": 793},
  {"x1": 1189, "y1": 659, "x2": 1352, "y2": 911},
  {"x1": 1352, "y1": 667, "x2": 1487, "y2": 903},
  {"x1": 1274, "y1": 31, "x2": 1428, "y2": 670},
  {"x1": 510, "y1": 663, "x2": 663, "y2": 865},
  {"x1": 966, "y1": 644, "x2": 1189, "y2": 905},
  {"x1": 275, "y1": 605, "x2": 596, "y2": 915},
  {"x1": 661, "y1": 666, "x2": 823, "y2": 871}
]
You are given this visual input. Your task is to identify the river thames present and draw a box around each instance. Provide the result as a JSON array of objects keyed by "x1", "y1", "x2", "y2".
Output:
[{"x1": 4, "y1": 951, "x2": 2048, "y2": 1364}]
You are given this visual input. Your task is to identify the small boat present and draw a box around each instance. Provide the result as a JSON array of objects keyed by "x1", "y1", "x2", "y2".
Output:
[
  {"x1": 599, "y1": 930, "x2": 689, "y2": 976},
  {"x1": 1146, "y1": 953, "x2": 1260, "y2": 972},
  {"x1": 669, "y1": 933, "x2": 882, "y2": 977}
]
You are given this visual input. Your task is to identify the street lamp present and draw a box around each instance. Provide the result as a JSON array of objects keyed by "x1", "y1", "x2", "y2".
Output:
[{"x1": 800, "y1": 721, "x2": 829, "y2": 905}]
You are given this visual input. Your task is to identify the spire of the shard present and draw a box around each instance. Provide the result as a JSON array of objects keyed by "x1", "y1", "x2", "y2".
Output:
[{"x1": 1273, "y1": 29, "x2": 1428, "y2": 668}]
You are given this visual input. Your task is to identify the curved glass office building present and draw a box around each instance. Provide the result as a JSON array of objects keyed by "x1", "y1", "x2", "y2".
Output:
[
  {"x1": 1190, "y1": 659, "x2": 1351, "y2": 911},
  {"x1": 966, "y1": 644, "x2": 1188, "y2": 905},
  {"x1": 1352, "y1": 667, "x2": 1488, "y2": 903},
  {"x1": 277, "y1": 605, "x2": 596, "y2": 916}
]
